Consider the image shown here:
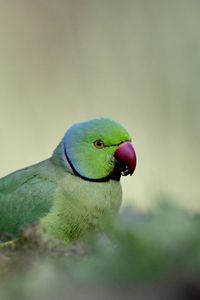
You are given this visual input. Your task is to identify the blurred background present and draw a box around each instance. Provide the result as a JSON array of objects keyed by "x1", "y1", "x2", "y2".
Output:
[{"x1": 0, "y1": 0, "x2": 199, "y2": 211}]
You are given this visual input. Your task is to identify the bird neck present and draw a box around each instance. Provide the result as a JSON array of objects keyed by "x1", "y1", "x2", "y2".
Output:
[{"x1": 51, "y1": 140, "x2": 74, "y2": 175}]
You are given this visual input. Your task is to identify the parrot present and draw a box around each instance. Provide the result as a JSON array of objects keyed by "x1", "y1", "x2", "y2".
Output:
[{"x1": 0, "y1": 118, "x2": 136, "y2": 242}]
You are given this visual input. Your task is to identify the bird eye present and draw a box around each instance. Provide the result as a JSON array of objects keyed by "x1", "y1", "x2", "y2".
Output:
[{"x1": 93, "y1": 139, "x2": 105, "y2": 149}]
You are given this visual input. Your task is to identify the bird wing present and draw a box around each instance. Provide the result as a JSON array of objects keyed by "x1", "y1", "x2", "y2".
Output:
[{"x1": 0, "y1": 161, "x2": 57, "y2": 235}]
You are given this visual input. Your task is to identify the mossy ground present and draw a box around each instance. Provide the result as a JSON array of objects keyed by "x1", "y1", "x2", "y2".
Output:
[{"x1": 0, "y1": 201, "x2": 200, "y2": 300}]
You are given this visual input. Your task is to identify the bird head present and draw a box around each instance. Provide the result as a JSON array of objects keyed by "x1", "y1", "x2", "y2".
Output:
[{"x1": 63, "y1": 118, "x2": 136, "y2": 182}]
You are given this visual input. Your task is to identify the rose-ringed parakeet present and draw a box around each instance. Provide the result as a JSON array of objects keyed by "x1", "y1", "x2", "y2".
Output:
[{"x1": 0, "y1": 118, "x2": 136, "y2": 241}]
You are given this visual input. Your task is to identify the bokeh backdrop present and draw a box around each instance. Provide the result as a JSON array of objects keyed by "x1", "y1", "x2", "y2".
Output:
[{"x1": 0, "y1": 0, "x2": 199, "y2": 210}]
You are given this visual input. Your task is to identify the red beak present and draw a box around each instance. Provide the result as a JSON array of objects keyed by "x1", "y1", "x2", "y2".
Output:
[{"x1": 114, "y1": 142, "x2": 137, "y2": 176}]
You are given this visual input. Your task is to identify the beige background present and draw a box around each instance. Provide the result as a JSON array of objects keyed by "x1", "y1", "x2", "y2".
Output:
[{"x1": 0, "y1": 1, "x2": 199, "y2": 210}]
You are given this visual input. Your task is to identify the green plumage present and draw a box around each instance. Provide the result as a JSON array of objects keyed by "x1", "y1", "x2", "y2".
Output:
[
  {"x1": 0, "y1": 160, "x2": 56, "y2": 234},
  {"x1": 0, "y1": 118, "x2": 133, "y2": 242}
]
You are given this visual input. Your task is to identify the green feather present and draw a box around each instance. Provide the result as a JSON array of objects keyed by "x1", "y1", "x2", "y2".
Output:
[{"x1": 0, "y1": 160, "x2": 56, "y2": 234}]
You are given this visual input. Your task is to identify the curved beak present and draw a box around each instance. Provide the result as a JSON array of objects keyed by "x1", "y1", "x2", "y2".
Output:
[{"x1": 114, "y1": 142, "x2": 137, "y2": 176}]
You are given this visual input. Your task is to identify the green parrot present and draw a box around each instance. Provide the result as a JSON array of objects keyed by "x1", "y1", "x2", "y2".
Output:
[{"x1": 0, "y1": 118, "x2": 136, "y2": 241}]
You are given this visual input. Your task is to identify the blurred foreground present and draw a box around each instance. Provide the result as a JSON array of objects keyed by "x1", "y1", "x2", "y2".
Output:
[{"x1": 0, "y1": 200, "x2": 200, "y2": 300}]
